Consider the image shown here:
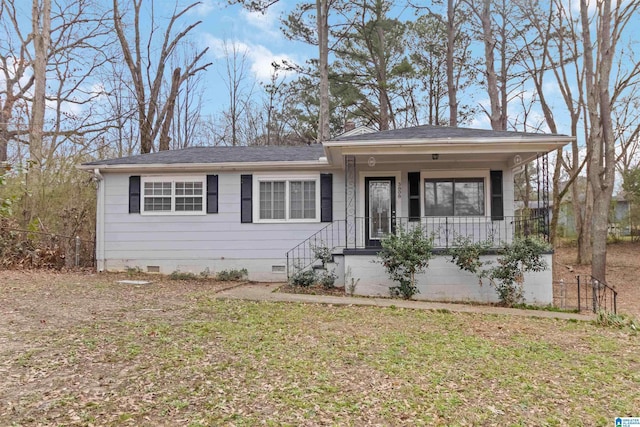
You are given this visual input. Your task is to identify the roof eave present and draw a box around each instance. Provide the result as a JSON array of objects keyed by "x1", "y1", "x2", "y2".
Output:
[
  {"x1": 322, "y1": 137, "x2": 573, "y2": 163},
  {"x1": 324, "y1": 136, "x2": 575, "y2": 147},
  {"x1": 78, "y1": 159, "x2": 332, "y2": 173}
]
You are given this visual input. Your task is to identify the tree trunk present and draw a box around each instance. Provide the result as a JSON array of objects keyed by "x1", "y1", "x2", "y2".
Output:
[
  {"x1": 446, "y1": 0, "x2": 458, "y2": 127},
  {"x1": 573, "y1": 180, "x2": 592, "y2": 264},
  {"x1": 316, "y1": 0, "x2": 330, "y2": 143},
  {"x1": 30, "y1": 0, "x2": 51, "y2": 169},
  {"x1": 376, "y1": 25, "x2": 390, "y2": 131},
  {"x1": 480, "y1": 0, "x2": 502, "y2": 131},
  {"x1": 159, "y1": 68, "x2": 181, "y2": 151},
  {"x1": 580, "y1": 0, "x2": 617, "y2": 281}
]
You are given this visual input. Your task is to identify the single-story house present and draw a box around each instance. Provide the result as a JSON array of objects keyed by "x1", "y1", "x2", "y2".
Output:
[{"x1": 80, "y1": 125, "x2": 572, "y2": 304}]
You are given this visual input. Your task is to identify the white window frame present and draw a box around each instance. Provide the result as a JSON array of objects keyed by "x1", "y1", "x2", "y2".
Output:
[
  {"x1": 140, "y1": 176, "x2": 206, "y2": 215},
  {"x1": 253, "y1": 174, "x2": 321, "y2": 223},
  {"x1": 420, "y1": 169, "x2": 490, "y2": 219}
]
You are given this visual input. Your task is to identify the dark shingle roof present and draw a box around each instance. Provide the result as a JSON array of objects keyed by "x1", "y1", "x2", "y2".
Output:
[
  {"x1": 83, "y1": 144, "x2": 326, "y2": 166},
  {"x1": 331, "y1": 124, "x2": 563, "y2": 142},
  {"x1": 84, "y1": 125, "x2": 568, "y2": 167}
]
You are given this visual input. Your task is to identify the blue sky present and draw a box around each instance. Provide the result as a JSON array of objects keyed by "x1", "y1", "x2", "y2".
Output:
[{"x1": 187, "y1": 0, "x2": 314, "y2": 115}]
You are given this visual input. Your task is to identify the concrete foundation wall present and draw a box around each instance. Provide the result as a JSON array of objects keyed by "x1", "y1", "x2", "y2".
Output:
[{"x1": 344, "y1": 253, "x2": 553, "y2": 305}]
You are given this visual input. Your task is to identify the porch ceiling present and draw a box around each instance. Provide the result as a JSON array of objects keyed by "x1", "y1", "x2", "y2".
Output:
[{"x1": 322, "y1": 137, "x2": 573, "y2": 169}]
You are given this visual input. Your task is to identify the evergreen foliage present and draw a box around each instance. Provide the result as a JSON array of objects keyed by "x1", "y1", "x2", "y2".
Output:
[{"x1": 378, "y1": 227, "x2": 434, "y2": 299}]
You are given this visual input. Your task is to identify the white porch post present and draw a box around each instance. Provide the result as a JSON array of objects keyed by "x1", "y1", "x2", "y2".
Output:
[{"x1": 345, "y1": 155, "x2": 356, "y2": 248}]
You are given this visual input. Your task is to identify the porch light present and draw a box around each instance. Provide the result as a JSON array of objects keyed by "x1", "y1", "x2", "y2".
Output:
[{"x1": 432, "y1": 154, "x2": 439, "y2": 160}]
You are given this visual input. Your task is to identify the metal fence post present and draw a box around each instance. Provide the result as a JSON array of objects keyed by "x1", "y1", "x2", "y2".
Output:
[
  {"x1": 577, "y1": 276, "x2": 581, "y2": 312},
  {"x1": 75, "y1": 236, "x2": 80, "y2": 267}
]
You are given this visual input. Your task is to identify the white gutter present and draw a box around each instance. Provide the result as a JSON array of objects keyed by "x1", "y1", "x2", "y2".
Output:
[
  {"x1": 322, "y1": 137, "x2": 574, "y2": 163},
  {"x1": 77, "y1": 159, "x2": 332, "y2": 173},
  {"x1": 93, "y1": 168, "x2": 105, "y2": 272},
  {"x1": 323, "y1": 136, "x2": 575, "y2": 147}
]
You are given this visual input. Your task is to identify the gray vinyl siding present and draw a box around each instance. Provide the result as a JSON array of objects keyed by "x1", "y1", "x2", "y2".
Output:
[
  {"x1": 98, "y1": 161, "x2": 512, "y2": 280},
  {"x1": 100, "y1": 171, "x2": 344, "y2": 279}
]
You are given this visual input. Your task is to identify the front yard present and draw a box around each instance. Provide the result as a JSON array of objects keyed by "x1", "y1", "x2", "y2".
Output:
[{"x1": 1, "y1": 269, "x2": 638, "y2": 426}]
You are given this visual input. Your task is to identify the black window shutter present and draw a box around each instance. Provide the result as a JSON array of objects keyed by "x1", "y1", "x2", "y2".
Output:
[
  {"x1": 207, "y1": 175, "x2": 218, "y2": 214},
  {"x1": 129, "y1": 175, "x2": 141, "y2": 214},
  {"x1": 408, "y1": 172, "x2": 421, "y2": 221},
  {"x1": 490, "y1": 170, "x2": 504, "y2": 220},
  {"x1": 320, "y1": 173, "x2": 333, "y2": 222},
  {"x1": 240, "y1": 174, "x2": 252, "y2": 223}
]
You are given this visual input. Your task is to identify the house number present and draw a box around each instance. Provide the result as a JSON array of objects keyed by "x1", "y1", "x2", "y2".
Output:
[{"x1": 397, "y1": 182, "x2": 401, "y2": 198}]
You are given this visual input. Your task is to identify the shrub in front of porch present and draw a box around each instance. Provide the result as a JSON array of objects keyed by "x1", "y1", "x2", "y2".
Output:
[
  {"x1": 448, "y1": 236, "x2": 551, "y2": 306},
  {"x1": 378, "y1": 227, "x2": 434, "y2": 299}
]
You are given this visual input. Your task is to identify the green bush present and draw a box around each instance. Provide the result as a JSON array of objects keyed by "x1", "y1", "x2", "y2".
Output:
[
  {"x1": 169, "y1": 270, "x2": 199, "y2": 280},
  {"x1": 594, "y1": 311, "x2": 639, "y2": 331},
  {"x1": 378, "y1": 227, "x2": 434, "y2": 299},
  {"x1": 318, "y1": 270, "x2": 337, "y2": 289},
  {"x1": 447, "y1": 236, "x2": 550, "y2": 306},
  {"x1": 345, "y1": 266, "x2": 360, "y2": 296},
  {"x1": 290, "y1": 269, "x2": 316, "y2": 287},
  {"x1": 489, "y1": 237, "x2": 550, "y2": 306},
  {"x1": 311, "y1": 243, "x2": 334, "y2": 267},
  {"x1": 447, "y1": 236, "x2": 493, "y2": 282},
  {"x1": 216, "y1": 268, "x2": 248, "y2": 281}
]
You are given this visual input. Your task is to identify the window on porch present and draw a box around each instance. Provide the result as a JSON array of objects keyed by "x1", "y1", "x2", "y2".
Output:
[{"x1": 424, "y1": 178, "x2": 485, "y2": 217}]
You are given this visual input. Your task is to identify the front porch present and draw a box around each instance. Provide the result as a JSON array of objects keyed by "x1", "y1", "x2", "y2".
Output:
[
  {"x1": 286, "y1": 125, "x2": 569, "y2": 304},
  {"x1": 286, "y1": 213, "x2": 552, "y2": 304}
]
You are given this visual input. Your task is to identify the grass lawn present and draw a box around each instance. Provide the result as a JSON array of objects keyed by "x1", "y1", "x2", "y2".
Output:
[{"x1": 1, "y1": 271, "x2": 638, "y2": 426}]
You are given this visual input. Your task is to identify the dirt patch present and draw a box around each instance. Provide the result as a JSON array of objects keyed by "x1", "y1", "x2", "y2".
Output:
[
  {"x1": 0, "y1": 270, "x2": 240, "y2": 329},
  {"x1": 554, "y1": 242, "x2": 640, "y2": 317}
]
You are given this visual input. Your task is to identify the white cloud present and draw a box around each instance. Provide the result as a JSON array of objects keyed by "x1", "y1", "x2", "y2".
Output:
[
  {"x1": 0, "y1": 56, "x2": 33, "y2": 94},
  {"x1": 204, "y1": 34, "x2": 298, "y2": 82},
  {"x1": 470, "y1": 114, "x2": 492, "y2": 129},
  {"x1": 240, "y1": 4, "x2": 283, "y2": 39},
  {"x1": 190, "y1": 0, "x2": 221, "y2": 17}
]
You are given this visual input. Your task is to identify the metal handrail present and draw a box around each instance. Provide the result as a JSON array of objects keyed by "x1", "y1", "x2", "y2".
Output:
[{"x1": 286, "y1": 220, "x2": 346, "y2": 278}]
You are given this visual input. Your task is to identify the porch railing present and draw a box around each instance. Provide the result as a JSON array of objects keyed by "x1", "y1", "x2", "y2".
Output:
[
  {"x1": 346, "y1": 214, "x2": 548, "y2": 249},
  {"x1": 286, "y1": 215, "x2": 547, "y2": 279}
]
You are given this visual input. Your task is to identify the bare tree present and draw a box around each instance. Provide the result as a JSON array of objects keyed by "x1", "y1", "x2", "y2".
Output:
[
  {"x1": 218, "y1": 40, "x2": 255, "y2": 146},
  {"x1": 112, "y1": 0, "x2": 211, "y2": 153},
  {"x1": 170, "y1": 44, "x2": 205, "y2": 149},
  {"x1": 512, "y1": 0, "x2": 587, "y2": 249},
  {"x1": 29, "y1": 0, "x2": 50, "y2": 169},
  {"x1": 580, "y1": 0, "x2": 640, "y2": 281},
  {"x1": 464, "y1": 0, "x2": 529, "y2": 131},
  {"x1": 0, "y1": 0, "x2": 36, "y2": 162},
  {"x1": 613, "y1": 86, "x2": 640, "y2": 178},
  {"x1": 1, "y1": 0, "x2": 117, "y2": 163},
  {"x1": 316, "y1": 0, "x2": 330, "y2": 142}
]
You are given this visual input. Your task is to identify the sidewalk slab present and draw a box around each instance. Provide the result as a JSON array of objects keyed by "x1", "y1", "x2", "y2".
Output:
[{"x1": 215, "y1": 282, "x2": 595, "y2": 322}]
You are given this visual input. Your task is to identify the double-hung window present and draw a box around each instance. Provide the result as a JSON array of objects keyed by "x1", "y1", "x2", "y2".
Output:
[
  {"x1": 256, "y1": 175, "x2": 319, "y2": 222},
  {"x1": 424, "y1": 178, "x2": 485, "y2": 216},
  {"x1": 142, "y1": 177, "x2": 205, "y2": 214}
]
